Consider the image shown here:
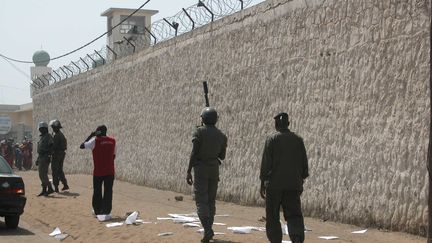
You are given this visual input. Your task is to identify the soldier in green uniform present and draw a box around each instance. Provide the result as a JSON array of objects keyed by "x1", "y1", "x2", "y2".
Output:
[
  {"x1": 186, "y1": 107, "x2": 228, "y2": 243},
  {"x1": 50, "y1": 119, "x2": 69, "y2": 192},
  {"x1": 36, "y1": 121, "x2": 55, "y2": 197},
  {"x1": 260, "y1": 112, "x2": 309, "y2": 243}
]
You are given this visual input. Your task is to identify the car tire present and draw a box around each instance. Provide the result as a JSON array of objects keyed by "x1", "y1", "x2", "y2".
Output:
[{"x1": 5, "y1": 215, "x2": 19, "y2": 229}]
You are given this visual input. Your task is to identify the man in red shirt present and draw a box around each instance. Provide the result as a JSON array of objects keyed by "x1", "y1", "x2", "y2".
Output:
[{"x1": 80, "y1": 125, "x2": 116, "y2": 218}]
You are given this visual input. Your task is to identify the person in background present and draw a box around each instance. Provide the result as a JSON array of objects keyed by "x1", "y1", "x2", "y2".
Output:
[
  {"x1": 36, "y1": 122, "x2": 55, "y2": 197},
  {"x1": 50, "y1": 119, "x2": 69, "y2": 192},
  {"x1": 14, "y1": 143, "x2": 23, "y2": 170},
  {"x1": 21, "y1": 139, "x2": 33, "y2": 170},
  {"x1": 80, "y1": 125, "x2": 116, "y2": 219},
  {"x1": 260, "y1": 112, "x2": 309, "y2": 243}
]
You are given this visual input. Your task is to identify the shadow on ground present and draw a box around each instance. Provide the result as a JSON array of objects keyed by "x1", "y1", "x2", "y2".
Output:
[{"x1": 0, "y1": 220, "x2": 35, "y2": 236}]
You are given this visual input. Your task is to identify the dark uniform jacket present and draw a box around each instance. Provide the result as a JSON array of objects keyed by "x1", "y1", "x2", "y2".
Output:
[
  {"x1": 37, "y1": 133, "x2": 53, "y2": 162},
  {"x1": 260, "y1": 128, "x2": 308, "y2": 191},
  {"x1": 52, "y1": 131, "x2": 67, "y2": 154},
  {"x1": 189, "y1": 125, "x2": 228, "y2": 180}
]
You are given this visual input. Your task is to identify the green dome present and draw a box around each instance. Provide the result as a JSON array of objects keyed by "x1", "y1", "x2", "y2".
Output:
[{"x1": 32, "y1": 50, "x2": 50, "y2": 66}]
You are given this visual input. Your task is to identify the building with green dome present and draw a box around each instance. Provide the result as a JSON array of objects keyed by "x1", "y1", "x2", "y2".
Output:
[{"x1": 32, "y1": 50, "x2": 50, "y2": 67}]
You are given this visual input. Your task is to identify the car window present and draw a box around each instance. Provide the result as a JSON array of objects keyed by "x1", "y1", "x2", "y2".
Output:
[{"x1": 0, "y1": 156, "x2": 12, "y2": 174}]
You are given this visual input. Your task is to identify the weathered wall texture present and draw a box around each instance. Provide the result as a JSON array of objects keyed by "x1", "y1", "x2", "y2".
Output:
[{"x1": 32, "y1": 0, "x2": 431, "y2": 235}]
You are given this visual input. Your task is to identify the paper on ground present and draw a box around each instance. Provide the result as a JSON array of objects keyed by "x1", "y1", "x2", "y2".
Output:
[
  {"x1": 215, "y1": 214, "x2": 229, "y2": 217},
  {"x1": 351, "y1": 229, "x2": 367, "y2": 234},
  {"x1": 318, "y1": 236, "x2": 339, "y2": 240},
  {"x1": 158, "y1": 232, "x2": 174, "y2": 236},
  {"x1": 125, "y1": 211, "x2": 139, "y2": 225},
  {"x1": 213, "y1": 222, "x2": 227, "y2": 226},
  {"x1": 157, "y1": 217, "x2": 173, "y2": 220},
  {"x1": 54, "y1": 233, "x2": 69, "y2": 241},
  {"x1": 106, "y1": 222, "x2": 124, "y2": 228},
  {"x1": 183, "y1": 223, "x2": 201, "y2": 227},
  {"x1": 227, "y1": 226, "x2": 266, "y2": 234},
  {"x1": 135, "y1": 219, "x2": 152, "y2": 224},
  {"x1": 305, "y1": 226, "x2": 312, "y2": 231},
  {"x1": 97, "y1": 214, "x2": 112, "y2": 222},
  {"x1": 49, "y1": 227, "x2": 62, "y2": 236},
  {"x1": 173, "y1": 216, "x2": 199, "y2": 223},
  {"x1": 196, "y1": 229, "x2": 225, "y2": 235},
  {"x1": 227, "y1": 227, "x2": 252, "y2": 234},
  {"x1": 282, "y1": 241, "x2": 292, "y2": 243}
]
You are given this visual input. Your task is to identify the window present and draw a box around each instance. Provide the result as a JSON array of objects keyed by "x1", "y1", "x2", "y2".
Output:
[
  {"x1": 0, "y1": 156, "x2": 12, "y2": 174},
  {"x1": 120, "y1": 16, "x2": 146, "y2": 34}
]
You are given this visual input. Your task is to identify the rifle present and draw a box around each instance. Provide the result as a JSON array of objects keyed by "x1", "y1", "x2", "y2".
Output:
[{"x1": 203, "y1": 81, "x2": 210, "y2": 107}]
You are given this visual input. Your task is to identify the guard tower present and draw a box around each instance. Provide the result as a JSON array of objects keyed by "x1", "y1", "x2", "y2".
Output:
[
  {"x1": 30, "y1": 50, "x2": 52, "y2": 96},
  {"x1": 101, "y1": 8, "x2": 159, "y2": 48}
]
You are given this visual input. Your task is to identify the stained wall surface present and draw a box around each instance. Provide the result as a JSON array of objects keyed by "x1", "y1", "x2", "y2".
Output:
[{"x1": 32, "y1": 0, "x2": 431, "y2": 235}]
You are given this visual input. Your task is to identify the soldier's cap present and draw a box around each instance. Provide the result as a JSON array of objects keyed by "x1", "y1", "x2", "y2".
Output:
[
  {"x1": 274, "y1": 112, "x2": 289, "y2": 122},
  {"x1": 96, "y1": 125, "x2": 107, "y2": 133}
]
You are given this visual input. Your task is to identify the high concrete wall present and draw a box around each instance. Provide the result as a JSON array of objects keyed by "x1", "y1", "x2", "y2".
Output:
[{"x1": 33, "y1": 0, "x2": 431, "y2": 235}]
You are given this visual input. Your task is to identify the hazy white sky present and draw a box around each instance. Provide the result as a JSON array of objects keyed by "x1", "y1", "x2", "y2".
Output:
[{"x1": 0, "y1": 0, "x2": 264, "y2": 105}]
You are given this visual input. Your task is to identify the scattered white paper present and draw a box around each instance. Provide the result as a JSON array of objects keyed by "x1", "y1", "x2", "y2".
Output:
[
  {"x1": 97, "y1": 214, "x2": 112, "y2": 222},
  {"x1": 183, "y1": 223, "x2": 201, "y2": 227},
  {"x1": 318, "y1": 236, "x2": 339, "y2": 240},
  {"x1": 351, "y1": 229, "x2": 367, "y2": 234},
  {"x1": 213, "y1": 222, "x2": 227, "y2": 226},
  {"x1": 173, "y1": 216, "x2": 199, "y2": 223},
  {"x1": 157, "y1": 217, "x2": 174, "y2": 220},
  {"x1": 135, "y1": 219, "x2": 152, "y2": 224},
  {"x1": 106, "y1": 222, "x2": 124, "y2": 228},
  {"x1": 54, "y1": 233, "x2": 69, "y2": 241},
  {"x1": 305, "y1": 226, "x2": 312, "y2": 232},
  {"x1": 196, "y1": 229, "x2": 225, "y2": 235},
  {"x1": 250, "y1": 226, "x2": 266, "y2": 232},
  {"x1": 227, "y1": 226, "x2": 252, "y2": 234},
  {"x1": 49, "y1": 227, "x2": 62, "y2": 236},
  {"x1": 158, "y1": 232, "x2": 174, "y2": 236},
  {"x1": 215, "y1": 214, "x2": 229, "y2": 217},
  {"x1": 125, "y1": 211, "x2": 139, "y2": 225},
  {"x1": 282, "y1": 241, "x2": 292, "y2": 243}
]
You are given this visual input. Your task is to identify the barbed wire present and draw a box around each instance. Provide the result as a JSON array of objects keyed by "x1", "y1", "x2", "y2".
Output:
[{"x1": 33, "y1": 0, "x2": 254, "y2": 89}]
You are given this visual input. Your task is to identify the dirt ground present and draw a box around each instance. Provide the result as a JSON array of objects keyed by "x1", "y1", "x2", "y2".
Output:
[{"x1": 9, "y1": 170, "x2": 426, "y2": 243}]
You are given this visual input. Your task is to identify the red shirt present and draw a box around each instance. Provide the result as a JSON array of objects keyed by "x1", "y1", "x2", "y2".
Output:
[{"x1": 91, "y1": 136, "x2": 116, "y2": 176}]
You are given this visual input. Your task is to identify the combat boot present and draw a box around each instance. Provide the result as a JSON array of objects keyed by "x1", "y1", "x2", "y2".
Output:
[
  {"x1": 37, "y1": 186, "x2": 47, "y2": 197},
  {"x1": 200, "y1": 217, "x2": 214, "y2": 243},
  {"x1": 54, "y1": 185, "x2": 59, "y2": 193},
  {"x1": 61, "y1": 184, "x2": 69, "y2": 191},
  {"x1": 46, "y1": 184, "x2": 55, "y2": 195}
]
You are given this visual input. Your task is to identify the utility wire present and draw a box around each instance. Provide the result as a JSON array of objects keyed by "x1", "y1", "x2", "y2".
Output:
[
  {"x1": 0, "y1": 0, "x2": 151, "y2": 64},
  {"x1": 0, "y1": 55, "x2": 33, "y2": 86}
]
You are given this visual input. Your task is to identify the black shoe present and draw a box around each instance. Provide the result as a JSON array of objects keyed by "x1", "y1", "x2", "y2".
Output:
[
  {"x1": 37, "y1": 186, "x2": 47, "y2": 197},
  {"x1": 46, "y1": 186, "x2": 55, "y2": 195},
  {"x1": 61, "y1": 185, "x2": 69, "y2": 191},
  {"x1": 54, "y1": 186, "x2": 59, "y2": 193},
  {"x1": 201, "y1": 229, "x2": 214, "y2": 242}
]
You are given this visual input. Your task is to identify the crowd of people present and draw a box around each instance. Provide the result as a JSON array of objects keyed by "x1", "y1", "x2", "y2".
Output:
[{"x1": 0, "y1": 137, "x2": 33, "y2": 170}]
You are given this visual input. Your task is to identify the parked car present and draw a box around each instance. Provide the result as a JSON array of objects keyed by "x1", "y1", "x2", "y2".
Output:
[{"x1": 0, "y1": 155, "x2": 26, "y2": 228}]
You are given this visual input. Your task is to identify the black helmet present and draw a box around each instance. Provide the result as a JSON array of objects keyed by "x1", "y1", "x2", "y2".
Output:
[
  {"x1": 200, "y1": 107, "x2": 218, "y2": 125},
  {"x1": 49, "y1": 119, "x2": 62, "y2": 128},
  {"x1": 38, "y1": 121, "x2": 48, "y2": 129}
]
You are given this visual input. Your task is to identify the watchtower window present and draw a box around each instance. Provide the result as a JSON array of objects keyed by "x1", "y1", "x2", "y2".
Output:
[{"x1": 120, "y1": 15, "x2": 145, "y2": 34}]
